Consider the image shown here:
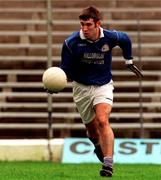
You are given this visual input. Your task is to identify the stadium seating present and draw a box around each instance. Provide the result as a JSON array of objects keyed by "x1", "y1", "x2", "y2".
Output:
[{"x1": 0, "y1": 0, "x2": 161, "y2": 139}]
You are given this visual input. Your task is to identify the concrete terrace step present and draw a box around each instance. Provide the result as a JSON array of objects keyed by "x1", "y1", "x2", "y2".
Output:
[
  {"x1": 0, "y1": 0, "x2": 46, "y2": 9},
  {"x1": 0, "y1": 19, "x2": 160, "y2": 33},
  {"x1": 0, "y1": 7, "x2": 161, "y2": 13},
  {"x1": 0, "y1": 19, "x2": 160, "y2": 25},
  {"x1": 52, "y1": 0, "x2": 161, "y2": 8},
  {"x1": 0, "y1": 8, "x2": 160, "y2": 20},
  {"x1": 53, "y1": 7, "x2": 161, "y2": 13},
  {"x1": 0, "y1": 102, "x2": 160, "y2": 109},
  {"x1": 0, "y1": 112, "x2": 161, "y2": 119},
  {"x1": 0, "y1": 56, "x2": 160, "y2": 62},
  {"x1": 0, "y1": 31, "x2": 160, "y2": 44},
  {"x1": 0, "y1": 69, "x2": 160, "y2": 77},
  {"x1": 1, "y1": 122, "x2": 161, "y2": 129},
  {"x1": 0, "y1": 43, "x2": 160, "y2": 57},
  {"x1": 0, "y1": 30, "x2": 161, "y2": 36},
  {"x1": 0, "y1": 81, "x2": 161, "y2": 88},
  {"x1": 0, "y1": 42, "x2": 161, "y2": 49},
  {"x1": 0, "y1": 92, "x2": 161, "y2": 98}
]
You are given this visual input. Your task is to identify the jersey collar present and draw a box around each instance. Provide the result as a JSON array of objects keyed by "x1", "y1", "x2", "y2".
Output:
[{"x1": 80, "y1": 27, "x2": 104, "y2": 42}]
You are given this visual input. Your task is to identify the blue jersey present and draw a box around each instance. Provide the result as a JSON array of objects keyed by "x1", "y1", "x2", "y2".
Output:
[{"x1": 60, "y1": 28, "x2": 133, "y2": 85}]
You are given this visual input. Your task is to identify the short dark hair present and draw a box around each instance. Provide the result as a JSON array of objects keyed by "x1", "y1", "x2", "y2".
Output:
[{"x1": 79, "y1": 6, "x2": 102, "y2": 23}]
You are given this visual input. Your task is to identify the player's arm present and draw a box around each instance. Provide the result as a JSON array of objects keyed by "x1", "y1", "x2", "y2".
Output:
[
  {"x1": 45, "y1": 41, "x2": 75, "y2": 95},
  {"x1": 116, "y1": 31, "x2": 143, "y2": 78},
  {"x1": 60, "y1": 40, "x2": 74, "y2": 80}
]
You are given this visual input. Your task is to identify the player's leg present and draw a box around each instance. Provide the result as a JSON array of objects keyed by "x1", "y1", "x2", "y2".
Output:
[
  {"x1": 94, "y1": 103, "x2": 114, "y2": 177},
  {"x1": 72, "y1": 81, "x2": 113, "y2": 170},
  {"x1": 95, "y1": 103, "x2": 114, "y2": 157},
  {"x1": 92, "y1": 81, "x2": 114, "y2": 176},
  {"x1": 85, "y1": 118, "x2": 104, "y2": 163},
  {"x1": 72, "y1": 81, "x2": 104, "y2": 162}
]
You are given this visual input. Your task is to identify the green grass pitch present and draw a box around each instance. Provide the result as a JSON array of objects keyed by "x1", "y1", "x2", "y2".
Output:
[{"x1": 0, "y1": 161, "x2": 161, "y2": 180}]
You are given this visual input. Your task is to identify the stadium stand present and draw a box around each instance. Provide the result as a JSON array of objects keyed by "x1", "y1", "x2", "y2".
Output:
[{"x1": 0, "y1": 0, "x2": 161, "y2": 139}]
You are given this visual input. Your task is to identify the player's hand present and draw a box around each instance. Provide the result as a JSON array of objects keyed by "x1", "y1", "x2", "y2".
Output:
[
  {"x1": 45, "y1": 88, "x2": 58, "y2": 94},
  {"x1": 125, "y1": 60, "x2": 143, "y2": 78}
]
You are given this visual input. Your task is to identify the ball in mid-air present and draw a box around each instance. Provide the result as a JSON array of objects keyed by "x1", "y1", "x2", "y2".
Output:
[{"x1": 42, "y1": 67, "x2": 67, "y2": 92}]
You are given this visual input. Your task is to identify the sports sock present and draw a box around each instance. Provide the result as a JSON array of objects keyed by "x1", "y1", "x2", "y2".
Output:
[
  {"x1": 103, "y1": 156, "x2": 113, "y2": 169},
  {"x1": 88, "y1": 137, "x2": 99, "y2": 146}
]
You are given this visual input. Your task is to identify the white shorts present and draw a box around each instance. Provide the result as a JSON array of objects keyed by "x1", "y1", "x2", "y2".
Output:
[{"x1": 72, "y1": 80, "x2": 114, "y2": 124}]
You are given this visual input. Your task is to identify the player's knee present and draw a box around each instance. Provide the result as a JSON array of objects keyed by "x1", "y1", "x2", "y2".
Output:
[{"x1": 97, "y1": 116, "x2": 110, "y2": 129}]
